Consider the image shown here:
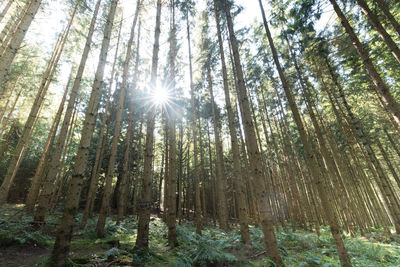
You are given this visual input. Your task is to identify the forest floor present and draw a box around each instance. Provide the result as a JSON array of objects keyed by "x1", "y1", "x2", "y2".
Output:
[{"x1": 1, "y1": 204, "x2": 400, "y2": 266}]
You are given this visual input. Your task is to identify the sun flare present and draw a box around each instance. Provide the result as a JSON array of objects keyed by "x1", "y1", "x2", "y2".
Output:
[{"x1": 152, "y1": 86, "x2": 170, "y2": 105}]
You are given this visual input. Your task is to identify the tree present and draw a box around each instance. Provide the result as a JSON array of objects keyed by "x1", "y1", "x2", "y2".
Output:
[{"x1": 50, "y1": 0, "x2": 118, "y2": 264}]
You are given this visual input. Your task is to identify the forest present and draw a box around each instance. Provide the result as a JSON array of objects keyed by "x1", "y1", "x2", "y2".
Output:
[{"x1": 0, "y1": 0, "x2": 400, "y2": 266}]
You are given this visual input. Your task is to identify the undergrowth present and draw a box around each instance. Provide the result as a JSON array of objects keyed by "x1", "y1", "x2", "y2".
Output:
[{"x1": 1, "y1": 205, "x2": 400, "y2": 266}]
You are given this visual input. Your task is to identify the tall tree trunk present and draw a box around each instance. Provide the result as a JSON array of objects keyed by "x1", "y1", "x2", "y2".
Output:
[
  {"x1": 135, "y1": 0, "x2": 162, "y2": 250},
  {"x1": 329, "y1": 0, "x2": 400, "y2": 126},
  {"x1": 97, "y1": 0, "x2": 140, "y2": 236},
  {"x1": 50, "y1": 0, "x2": 117, "y2": 264},
  {"x1": 81, "y1": 13, "x2": 122, "y2": 227},
  {"x1": 177, "y1": 122, "x2": 184, "y2": 223},
  {"x1": 117, "y1": 16, "x2": 141, "y2": 224},
  {"x1": 223, "y1": 0, "x2": 282, "y2": 265},
  {"x1": 166, "y1": 0, "x2": 178, "y2": 247},
  {"x1": 186, "y1": 9, "x2": 202, "y2": 235},
  {"x1": 206, "y1": 59, "x2": 229, "y2": 230}
]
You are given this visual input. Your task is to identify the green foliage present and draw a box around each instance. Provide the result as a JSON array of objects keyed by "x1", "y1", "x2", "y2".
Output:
[
  {"x1": 105, "y1": 247, "x2": 120, "y2": 260},
  {"x1": 171, "y1": 224, "x2": 240, "y2": 266},
  {"x1": 0, "y1": 217, "x2": 51, "y2": 247}
]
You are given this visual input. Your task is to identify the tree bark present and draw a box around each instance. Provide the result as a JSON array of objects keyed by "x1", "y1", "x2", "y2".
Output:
[
  {"x1": 117, "y1": 14, "x2": 141, "y2": 225},
  {"x1": 135, "y1": 0, "x2": 162, "y2": 250},
  {"x1": 186, "y1": 8, "x2": 202, "y2": 235},
  {"x1": 50, "y1": 0, "x2": 117, "y2": 264},
  {"x1": 97, "y1": 0, "x2": 140, "y2": 236},
  {"x1": 223, "y1": 0, "x2": 282, "y2": 265}
]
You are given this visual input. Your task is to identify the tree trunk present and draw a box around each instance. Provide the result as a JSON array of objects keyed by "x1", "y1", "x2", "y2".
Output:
[
  {"x1": 33, "y1": 1, "x2": 99, "y2": 223},
  {"x1": 50, "y1": 0, "x2": 117, "y2": 264},
  {"x1": 97, "y1": 1, "x2": 140, "y2": 236},
  {"x1": 223, "y1": 0, "x2": 283, "y2": 265},
  {"x1": 81, "y1": 13, "x2": 121, "y2": 227},
  {"x1": 117, "y1": 14, "x2": 141, "y2": 225},
  {"x1": 186, "y1": 9, "x2": 202, "y2": 235},
  {"x1": 135, "y1": 0, "x2": 161, "y2": 250},
  {"x1": 206, "y1": 59, "x2": 229, "y2": 230},
  {"x1": 0, "y1": 0, "x2": 13, "y2": 24},
  {"x1": 166, "y1": 0, "x2": 178, "y2": 247}
]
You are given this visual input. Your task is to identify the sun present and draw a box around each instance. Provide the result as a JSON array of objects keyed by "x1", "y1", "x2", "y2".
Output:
[{"x1": 152, "y1": 86, "x2": 170, "y2": 105}]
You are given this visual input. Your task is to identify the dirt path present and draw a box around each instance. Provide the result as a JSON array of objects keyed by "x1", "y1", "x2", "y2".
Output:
[{"x1": 0, "y1": 246, "x2": 51, "y2": 267}]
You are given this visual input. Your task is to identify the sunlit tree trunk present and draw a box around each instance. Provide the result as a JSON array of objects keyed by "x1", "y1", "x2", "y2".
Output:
[
  {"x1": 50, "y1": 106, "x2": 77, "y2": 210},
  {"x1": 135, "y1": 0, "x2": 162, "y2": 250},
  {"x1": 50, "y1": 0, "x2": 118, "y2": 264},
  {"x1": 81, "y1": 14, "x2": 121, "y2": 227},
  {"x1": 97, "y1": 1, "x2": 140, "y2": 236},
  {"x1": 0, "y1": 5, "x2": 23, "y2": 56},
  {"x1": 223, "y1": 0, "x2": 282, "y2": 264}
]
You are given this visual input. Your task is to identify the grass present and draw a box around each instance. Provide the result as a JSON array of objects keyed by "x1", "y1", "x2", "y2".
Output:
[{"x1": 1, "y1": 204, "x2": 400, "y2": 266}]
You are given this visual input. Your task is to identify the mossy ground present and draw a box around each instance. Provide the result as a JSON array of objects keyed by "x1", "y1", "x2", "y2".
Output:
[{"x1": 1, "y1": 204, "x2": 399, "y2": 266}]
